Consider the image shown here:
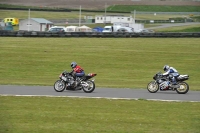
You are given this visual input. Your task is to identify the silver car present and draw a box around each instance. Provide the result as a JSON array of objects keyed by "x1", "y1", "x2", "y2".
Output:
[{"x1": 117, "y1": 27, "x2": 134, "y2": 33}]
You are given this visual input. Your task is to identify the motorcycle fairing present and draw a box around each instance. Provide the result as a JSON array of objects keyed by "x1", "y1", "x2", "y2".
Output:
[
  {"x1": 83, "y1": 73, "x2": 97, "y2": 81},
  {"x1": 177, "y1": 75, "x2": 189, "y2": 81}
]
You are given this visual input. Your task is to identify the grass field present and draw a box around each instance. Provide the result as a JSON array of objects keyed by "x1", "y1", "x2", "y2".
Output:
[
  {"x1": 108, "y1": 5, "x2": 200, "y2": 12},
  {"x1": 1, "y1": 5, "x2": 200, "y2": 132},
  {"x1": 0, "y1": 9, "x2": 193, "y2": 20},
  {"x1": 0, "y1": 37, "x2": 200, "y2": 90},
  {"x1": 1, "y1": 4, "x2": 200, "y2": 133},
  {"x1": 1, "y1": 4, "x2": 200, "y2": 12},
  {"x1": 0, "y1": 96, "x2": 200, "y2": 133},
  {"x1": 154, "y1": 24, "x2": 200, "y2": 32}
]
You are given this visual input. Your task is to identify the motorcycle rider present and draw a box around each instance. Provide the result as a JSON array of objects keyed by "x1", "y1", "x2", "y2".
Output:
[
  {"x1": 70, "y1": 62, "x2": 85, "y2": 86},
  {"x1": 163, "y1": 65, "x2": 179, "y2": 86}
]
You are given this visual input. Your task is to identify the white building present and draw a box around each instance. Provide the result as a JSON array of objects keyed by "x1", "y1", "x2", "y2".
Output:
[
  {"x1": 19, "y1": 18, "x2": 53, "y2": 31},
  {"x1": 95, "y1": 15, "x2": 135, "y2": 24},
  {"x1": 114, "y1": 22, "x2": 144, "y2": 31}
]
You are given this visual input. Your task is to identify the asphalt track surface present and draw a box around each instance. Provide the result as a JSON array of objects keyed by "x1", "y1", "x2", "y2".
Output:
[{"x1": 0, "y1": 85, "x2": 200, "y2": 102}]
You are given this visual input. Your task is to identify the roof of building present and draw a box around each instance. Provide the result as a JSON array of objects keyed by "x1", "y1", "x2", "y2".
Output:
[
  {"x1": 31, "y1": 18, "x2": 53, "y2": 24},
  {"x1": 78, "y1": 25, "x2": 91, "y2": 29},
  {"x1": 66, "y1": 26, "x2": 78, "y2": 28}
]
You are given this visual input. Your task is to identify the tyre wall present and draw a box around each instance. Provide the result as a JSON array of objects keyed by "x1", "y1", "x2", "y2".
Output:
[{"x1": 0, "y1": 30, "x2": 199, "y2": 38}]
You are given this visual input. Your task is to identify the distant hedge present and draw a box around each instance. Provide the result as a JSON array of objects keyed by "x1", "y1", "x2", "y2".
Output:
[{"x1": 1, "y1": 4, "x2": 200, "y2": 13}]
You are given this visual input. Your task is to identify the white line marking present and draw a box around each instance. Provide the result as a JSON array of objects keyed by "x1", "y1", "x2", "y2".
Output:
[{"x1": 0, "y1": 94, "x2": 199, "y2": 102}]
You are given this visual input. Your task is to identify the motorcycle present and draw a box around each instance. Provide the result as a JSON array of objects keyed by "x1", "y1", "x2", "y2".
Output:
[
  {"x1": 54, "y1": 70, "x2": 97, "y2": 93},
  {"x1": 147, "y1": 72, "x2": 189, "y2": 94}
]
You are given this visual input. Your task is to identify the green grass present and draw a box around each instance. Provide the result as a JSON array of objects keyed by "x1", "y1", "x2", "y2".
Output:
[
  {"x1": 0, "y1": 38, "x2": 200, "y2": 90},
  {"x1": 0, "y1": 96, "x2": 200, "y2": 133},
  {"x1": 0, "y1": 10, "x2": 96, "y2": 19},
  {"x1": 0, "y1": 9, "x2": 194, "y2": 20},
  {"x1": 0, "y1": 4, "x2": 59, "y2": 9},
  {"x1": 155, "y1": 24, "x2": 200, "y2": 32},
  {"x1": 108, "y1": 5, "x2": 200, "y2": 12},
  {"x1": 192, "y1": 16, "x2": 200, "y2": 22},
  {"x1": 1, "y1": 4, "x2": 200, "y2": 12}
]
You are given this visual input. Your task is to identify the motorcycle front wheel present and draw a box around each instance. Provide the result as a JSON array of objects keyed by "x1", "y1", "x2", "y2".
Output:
[
  {"x1": 82, "y1": 80, "x2": 95, "y2": 93},
  {"x1": 176, "y1": 82, "x2": 189, "y2": 94},
  {"x1": 54, "y1": 80, "x2": 66, "y2": 92},
  {"x1": 147, "y1": 81, "x2": 159, "y2": 93}
]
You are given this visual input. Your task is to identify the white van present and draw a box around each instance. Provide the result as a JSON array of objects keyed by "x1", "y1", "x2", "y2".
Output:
[
  {"x1": 102, "y1": 25, "x2": 131, "y2": 33},
  {"x1": 102, "y1": 26, "x2": 113, "y2": 33}
]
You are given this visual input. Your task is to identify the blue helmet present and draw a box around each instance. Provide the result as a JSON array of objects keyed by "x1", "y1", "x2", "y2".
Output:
[{"x1": 71, "y1": 62, "x2": 77, "y2": 68}]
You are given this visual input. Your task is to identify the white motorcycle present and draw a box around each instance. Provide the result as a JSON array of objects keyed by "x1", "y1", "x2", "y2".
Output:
[{"x1": 147, "y1": 72, "x2": 189, "y2": 94}]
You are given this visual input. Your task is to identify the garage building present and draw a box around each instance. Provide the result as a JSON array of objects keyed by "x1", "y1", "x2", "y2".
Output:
[{"x1": 19, "y1": 18, "x2": 53, "y2": 31}]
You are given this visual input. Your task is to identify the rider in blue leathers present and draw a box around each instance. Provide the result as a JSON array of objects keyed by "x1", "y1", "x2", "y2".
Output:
[{"x1": 163, "y1": 65, "x2": 179, "y2": 85}]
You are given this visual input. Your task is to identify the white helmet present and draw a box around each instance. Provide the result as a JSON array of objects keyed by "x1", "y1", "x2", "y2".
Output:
[
  {"x1": 163, "y1": 65, "x2": 170, "y2": 72},
  {"x1": 71, "y1": 62, "x2": 77, "y2": 68}
]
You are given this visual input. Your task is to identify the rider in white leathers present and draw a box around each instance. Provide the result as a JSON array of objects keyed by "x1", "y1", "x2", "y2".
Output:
[{"x1": 163, "y1": 65, "x2": 179, "y2": 85}]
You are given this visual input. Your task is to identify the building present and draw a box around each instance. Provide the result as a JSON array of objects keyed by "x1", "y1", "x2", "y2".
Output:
[
  {"x1": 19, "y1": 18, "x2": 53, "y2": 31},
  {"x1": 95, "y1": 15, "x2": 135, "y2": 24}
]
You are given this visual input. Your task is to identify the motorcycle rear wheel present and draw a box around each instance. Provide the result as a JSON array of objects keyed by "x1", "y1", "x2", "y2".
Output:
[
  {"x1": 147, "y1": 81, "x2": 159, "y2": 93},
  {"x1": 82, "y1": 80, "x2": 95, "y2": 93},
  {"x1": 54, "y1": 80, "x2": 66, "y2": 92},
  {"x1": 176, "y1": 82, "x2": 189, "y2": 94}
]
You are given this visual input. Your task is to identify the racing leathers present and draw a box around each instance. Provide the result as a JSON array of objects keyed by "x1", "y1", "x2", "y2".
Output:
[
  {"x1": 73, "y1": 65, "x2": 85, "y2": 77},
  {"x1": 163, "y1": 67, "x2": 179, "y2": 85}
]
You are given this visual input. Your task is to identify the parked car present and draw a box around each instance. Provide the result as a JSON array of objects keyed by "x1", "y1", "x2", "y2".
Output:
[
  {"x1": 134, "y1": 29, "x2": 155, "y2": 33},
  {"x1": 102, "y1": 26, "x2": 113, "y2": 33},
  {"x1": 48, "y1": 26, "x2": 66, "y2": 33},
  {"x1": 92, "y1": 27, "x2": 104, "y2": 32},
  {"x1": 141, "y1": 29, "x2": 155, "y2": 33},
  {"x1": 117, "y1": 27, "x2": 134, "y2": 33}
]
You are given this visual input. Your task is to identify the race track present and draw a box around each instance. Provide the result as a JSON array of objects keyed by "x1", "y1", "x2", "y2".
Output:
[{"x1": 0, "y1": 85, "x2": 200, "y2": 102}]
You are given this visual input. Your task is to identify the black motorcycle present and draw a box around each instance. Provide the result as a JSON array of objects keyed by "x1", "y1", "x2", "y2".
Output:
[
  {"x1": 147, "y1": 72, "x2": 189, "y2": 94},
  {"x1": 54, "y1": 70, "x2": 97, "y2": 93}
]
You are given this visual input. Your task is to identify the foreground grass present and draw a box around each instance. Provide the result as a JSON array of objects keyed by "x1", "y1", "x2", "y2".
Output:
[
  {"x1": 0, "y1": 38, "x2": 200, "y2": 90},
  {"x1": 0, "y1": 96, "x2": 200, "y2": 133}
]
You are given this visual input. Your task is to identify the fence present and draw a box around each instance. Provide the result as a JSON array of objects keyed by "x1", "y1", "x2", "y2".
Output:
[{"x1": 0, "y1": 30, "x2": 199, "y2": 38}]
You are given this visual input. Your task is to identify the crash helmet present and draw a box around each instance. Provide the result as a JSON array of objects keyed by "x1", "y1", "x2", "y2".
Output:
[
  {"x1": 163, "y1": 65, "x2": 170, "y2": 72},
  {"x1": 71, "y1": 62, "x2": 77, "y2": 68}
]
